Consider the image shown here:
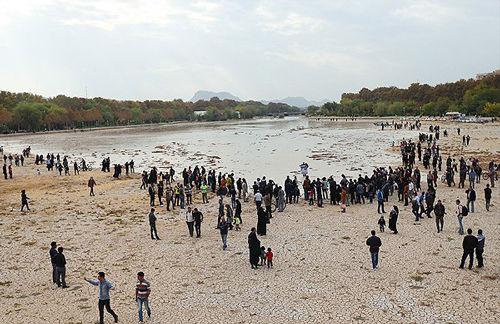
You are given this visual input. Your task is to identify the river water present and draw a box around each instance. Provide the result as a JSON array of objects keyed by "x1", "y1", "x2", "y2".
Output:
[{"x1": 0, "y1": 117, "x2": 416, "y2": 181}]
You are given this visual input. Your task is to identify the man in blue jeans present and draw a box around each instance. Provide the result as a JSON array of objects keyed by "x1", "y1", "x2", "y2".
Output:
[
  {"x1": 85, "y1": 272, "x2": 118, "y2": 324},
  {"x1": 136, "y1": 271, "x2": 152, "y2": 323},
  {"x1": 366, "y1": 230, "x2": 382, "y2": 269}
]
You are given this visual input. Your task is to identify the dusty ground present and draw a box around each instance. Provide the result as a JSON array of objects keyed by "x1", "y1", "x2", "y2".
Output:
[{"x1": 0, "y1": 120, "x2": 499, "y2": 324}]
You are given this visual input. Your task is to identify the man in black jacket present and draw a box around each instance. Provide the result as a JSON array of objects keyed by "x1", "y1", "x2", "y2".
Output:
[
  {"x1": 484, "y1": 184, "x2": 492, "y2": 211},
  {"x1": 193, "y1": 208, "x2": 203, "y2": 238},
  {"x1": 433, "y1": 200, "x2": 445, "y2": 233},
  {"x1": 466, "y1": 187, "x2": 476, "y2": 213},
  {"x1": 366, "y1": 230, "x2": 382, "y2": 269},
  {"x1": 53, "y1": 247, "x2": 68, "y2": 288},
  {"x1": 460, "y1": 228, "x2": 478, "y2": 270},
  {"x1": 49, "y1": 242, "x2": 58, "y2": 284},
  {"x1": 149, "y1": 208, "x2": 160, "y2": 240}
]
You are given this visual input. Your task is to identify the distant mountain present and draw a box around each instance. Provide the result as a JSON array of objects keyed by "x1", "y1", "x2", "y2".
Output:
[
  {"x1": 189, "y1": 90, "x2": 328, "y2": 108},
  {"x1": 190, "y1": 90, "x2": 241, "y2": 102},
  {"x1": 261, "y1": 97, "x2": 329, "y2": 108}
]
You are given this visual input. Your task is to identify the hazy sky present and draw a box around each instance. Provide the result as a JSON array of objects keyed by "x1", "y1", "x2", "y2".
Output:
[{"x1": 0, "y1": 0, "x2": 498, "y2": 102}]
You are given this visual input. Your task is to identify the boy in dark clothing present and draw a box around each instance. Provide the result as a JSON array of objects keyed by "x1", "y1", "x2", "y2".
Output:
[
  {"x1": 21, "y1": 190, "x2": 30, "y2": 211},
  {"x1": 378, "y1": 216, "x2": 386, "y2": 233},
  {"x1": 366, "y1": 230, "x2": 382, "y2": 269},
  {"x1": 53, "y1": 247, "x2": 68, "y2": 288},
  {"x1": 460, "y1": 228, "x2": 478, "y2": 270}
]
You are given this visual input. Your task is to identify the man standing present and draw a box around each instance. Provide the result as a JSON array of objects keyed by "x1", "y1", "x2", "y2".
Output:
[
  {"x1": 365, "y1": 230, "x2": 382, "y2": 269},
  {"x1": 433, "y1": 199, "x2": 445, "y2": 233},
  {"x1": 254, "y1": 190, "x2": 263, "y2": 210},
  {"x1": 484, "y1": 184, "x2": 492, "y2": 211},
  {"x1": 193, "y1": 208, "x2": 203, "y2": 238},
  {"x1": 53, "y1": 247, "x2": 68, "y2": 288},
  {"x1": 88, "y1": 177, "x2": 96, "y2": 197},
  {"x1": 200, "y1": 182, "x2": 208, "y2": 203},
  {"x1": 136, "y1": 272, "x2": 151, "y2": 323},
  {"x1": 376, "y1": 189, "x2": 385, "y2": 213},
  {"x1": 459, "y1": 228, "x2": 478, "y2": 270},
  {"x1": 219, "y1": 216, "x2": 229, "y2": 250},
  {"x1": 476, "y1": 229, "x2": 485, "y2": 268},
  {"x1": 185, "y1": 207, "x2": 194, "y2": 237},
  {"x1": 85, "y1": 272, "x2": 118, "y2": 324},
  {"x1": 466, "y1": 186, "x2": 476, "y2": 213},
  {"x1": 149, "y1": 208, "x2": 160, "y2": 240},
  {"x1": 49, "y1": 242, "x2": 58, "y2": 284}
]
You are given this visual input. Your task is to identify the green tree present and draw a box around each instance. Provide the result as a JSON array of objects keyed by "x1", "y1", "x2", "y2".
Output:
[
  {"x1": 483, "y1": 102, "x2": 500, "y2": 116},
  {"x1": 13, "y1": 102, "x2": 48, "y2": 131}
]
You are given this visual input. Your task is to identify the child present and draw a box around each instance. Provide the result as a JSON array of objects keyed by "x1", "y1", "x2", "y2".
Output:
[
  {"x1": 234, "y1": 215, "x2": 241, "y2": 231},
  {"x1": 260, "y1": 246, "x2": 266, "y2": 266},
  {"x1": 308, "y1": 188, "x2": 314, "y2": 205},
  {"x1": 378, "y1": 215, "x2": 385, "y2": 233},
  {"x1": 266, "y1": 248, "x2": 274, "y2": 268}
]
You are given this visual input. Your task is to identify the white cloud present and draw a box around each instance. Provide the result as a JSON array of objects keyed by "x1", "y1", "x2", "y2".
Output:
[
  {"x1": 265, "y1": 47, "x2": 365, "y2": 72},
  {"x1": 59, "y1": 0, "x2": 218, "y2": 30},
  {"x1": 255, "y1": 3, "x2": 324, "y2": 36},
  {"x1": 0, "y1": 0, "x2": 219, "y2": 30},
  {"x1": 392, "y1": 1, "x2": 466, "y2": 22}
]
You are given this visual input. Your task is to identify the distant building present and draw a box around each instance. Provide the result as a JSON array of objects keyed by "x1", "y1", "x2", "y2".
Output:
[
  {"x1": 194, "y1": 111, "x2": 207, "y2": 116},
  {"x1": 475, "y1": 69, "x2": 500, "y2": 80},
  {"x1": 445, "y1": 112, "x2": 464, "y2": 120}
]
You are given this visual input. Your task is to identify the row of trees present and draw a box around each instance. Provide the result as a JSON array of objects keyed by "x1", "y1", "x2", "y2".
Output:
[
  {"x1": 0, "y1": 93, "x2": 301, "y2": 132},
  {"x1": 309, "y1": 75, "x2": 500, "y2": 117}
]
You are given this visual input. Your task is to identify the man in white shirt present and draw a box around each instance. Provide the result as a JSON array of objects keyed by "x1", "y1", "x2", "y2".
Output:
[{"x1": 254, "y1": 190, "x2": 263, "y2": 210}]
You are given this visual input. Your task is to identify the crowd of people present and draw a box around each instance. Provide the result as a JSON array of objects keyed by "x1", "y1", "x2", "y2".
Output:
[{"x1": 2, "y1": 119, "x2": 497, "y2": 323}]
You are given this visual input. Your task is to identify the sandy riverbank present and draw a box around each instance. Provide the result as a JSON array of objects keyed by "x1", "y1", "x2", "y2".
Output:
[{"x1": 0, "y1": 121, "x2": 498, "y2": 324}]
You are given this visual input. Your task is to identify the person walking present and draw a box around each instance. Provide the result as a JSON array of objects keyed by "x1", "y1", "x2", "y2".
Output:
[
  {"x1": 219, "y1": 216, "x2": 229, "y2": 250},
  {"x1": 53, "y1": 247, "x2": 68, "y2": 288},
  {"x1": 136, "y1": 271, "x2": 152, "y2": 323},
  {"x1": 484, "y1": 184, "x2": 492, "y2": 211},
  {"x1": 376, "y1": 188, "x2": 385, "y2": 213},
  {"x1": 49, "y1": 242, "x2": 58, "y2": 284},
  {"x1": 433, "y1": 199, "x2": 445, "y2": 233},
  {"x1": 185, "y1": 207, "x2": 194, "y2": 237},
  {"x1": 476, "y1": 229, "x2": 485, "y2": 268},
  {"x1": 459, "y1": 228, "x2": 478, "y2": 270},
  {"x1": 148, "y1": 184, "x2": 156, "y2": 206},
  {"x1": 193, "y1": 208, "x2": 203, "y2": 238},
  {"x1": 85, "y1": 272, "x2": 119, "y2": 324},
  {"x1": 248, "y1": 227, "x2": 261, "y2": 269},
  {"x1": 465, "y1": 186, "x2": 476, "y2": 213},
  {"x1": 88, "y1": 177, "x2": 96, "y2": 197},
  {"x1": 366, "y1": 230, "x2": 382, "y2": 269},
  {"x1": 20, "y1": 190, "x2": 30, "y2": 211},
  {"x1": 149, "y1": 208, "x2": 160, "y2": 240}
]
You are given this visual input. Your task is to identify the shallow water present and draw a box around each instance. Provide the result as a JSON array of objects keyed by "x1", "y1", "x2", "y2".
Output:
[{"x1": 0, "y1": 117, "x2": 416, "y2": 181}]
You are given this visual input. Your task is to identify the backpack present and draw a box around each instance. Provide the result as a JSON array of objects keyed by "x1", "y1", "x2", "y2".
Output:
[{"x1": 461, "y1": 206, "x2": 469, "y2": 216}]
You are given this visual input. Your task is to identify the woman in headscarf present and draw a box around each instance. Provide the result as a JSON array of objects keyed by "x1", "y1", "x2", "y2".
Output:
[
  {"x1": 388, "y1": 205, "x2": 399, "y2": 234},
  {"x1": 257, "y1": 206, "x2": 267, "y2": 235},
  {"x1": 248, "y1": 227, "x2": 261, "y2": 269},
  {"x1": 235, "y1": 199, "x2": 242, "y2": 224}
]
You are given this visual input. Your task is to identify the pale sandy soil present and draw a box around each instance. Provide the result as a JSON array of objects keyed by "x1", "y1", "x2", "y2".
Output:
[{"x1": 0, "y1": 121, "x2": 499, "y2": 324}]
